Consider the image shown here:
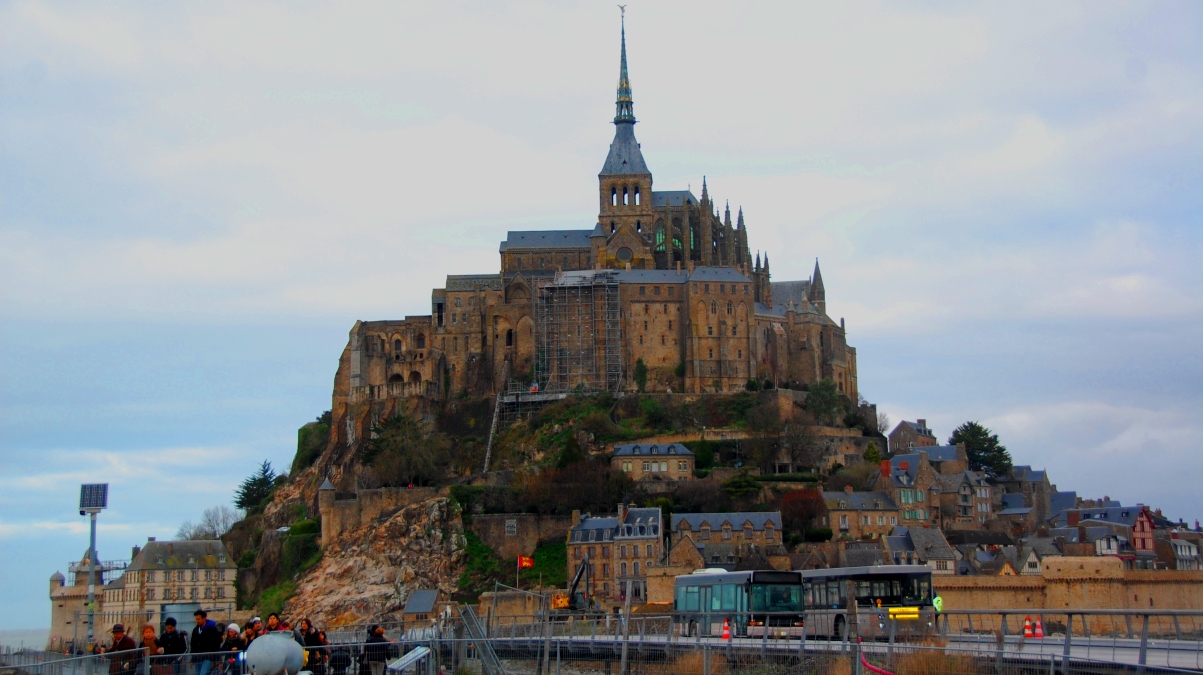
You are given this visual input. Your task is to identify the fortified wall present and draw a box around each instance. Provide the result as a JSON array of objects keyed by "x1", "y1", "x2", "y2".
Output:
[
  {"x1": 468, "y1": 514, "x2": 573, "y2": 561},
  {"x1": 934, "y1": 557, "x2": 1203, "y2": 631},
  {"x1": 318, "y1": 484, "x2": 448, "y2": 546}
]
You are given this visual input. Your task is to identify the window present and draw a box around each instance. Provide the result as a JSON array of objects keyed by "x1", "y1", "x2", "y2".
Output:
[
  {"x1": 623, "y1": 460, "x2": 632, "y2": 471},
  {"x1": 839, "y1": 515, "x2": 849, "y2": 530},
  {"x1": 653, "y1": 286, "x2": 660, "y2": 296},
  {"x1": 639, "y1": 286, "x2": 646, "y2": 296},
  {"x1": 147, "y1": 589, "x2": 155, "y2": 601},
  {"x1": 611, "y1": 187, "x2": 618, "y2": 206},
  {"x1": 218, "y1": 570, "x2": 225, "y2": 581},
  {"x1": 620, "y1": 545, "x2": 627, "y2": 557},
  {"x1": 708, "y1": 349, "x2": 713, "y2": 359},
  {"x1": 710, "y1": 301, "x2": 717, "y2": 314},
  {"x1": 574, "y1": 547, "x2": 581, "y2": 559},
  {"x1": 147, "y1": 571, "x2": 155, "y2": 583},
  {"x1": 643, "y1": 321, "x2": 648, "y2": 330},
  {"x1": 394, "y1": 339, "x2": 402, "y2": 352},
  {"x1": 707, "y1": 326, "x2": 713, "y2": 336},
  {"x1": 205, "y1": 570, "x2": 212, "y2": 581},
  {"x1": 936, "y1": 560, "x2": 949, "y2": 571},
  {"x1": 620, "y1": 562, "x2": 627, "y2": 575},
  {"x1": 623, "y1": 186, "x2": 629, "y2": 205},
  {"x1": 603, "y1": 564, "x2": 609, "y2": 576},
  {"x1": 668, "y1": 287, "x2": 675, "y2": 297},
  {"x1": 723, "y1": 528, "x2": 732, "y2": 540},
  {"x1": 917, "y1": 490, "x2": 925, "y2": 502},
  {"x1": 678, "y1": 460, "x2": 687, "y2": 471},
  {"x1": 451, "y1": 313, "x2": 457, "y2": 325},
  {"x1": 891, "y1": 516, "x2": 898, "y2": 525},
  {"x1": 633, "y1": 561, "x2": 640, "y2": 575},
  {"x1": 204, "y1": 587, "x2": 212, "y2": 599},
  {"x1": 668, "y1": 320, "x2": 673, "y2": 330},
  {"x1": 732, "y1": 326, "x2": 737, "y2": 336},
  {"x1": 647, "y1": 544, "x2": 654, "y2": 556},
  {"x1": 177, "y1": 571, "x2": 184, "y2": 582},
  {"x1": 727, "y1": 301, "x2": 733, "y2": 315},
  {"x1": 661, "y1": 335, "x2": 665, "y2": 345},
  {"x1": 190, "y1": 588, "x2": 198, "y2": 600},
  {"x1": 642, "y1": 461, "x2": 650, "y2": 471}
]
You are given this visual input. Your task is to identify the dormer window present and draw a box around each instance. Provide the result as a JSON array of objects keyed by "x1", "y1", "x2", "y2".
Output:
[
  {"x1": 157, "y1": 557, "x2": 164, "y2": 564},
  {"x1": 187, "y1": 556, "x2": 195, "y2": 564}
]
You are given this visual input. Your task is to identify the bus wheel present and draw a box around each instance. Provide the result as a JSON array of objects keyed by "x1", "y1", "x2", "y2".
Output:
[{"x1": 833, "y1": 617, "x2": 845, "y2": 642}]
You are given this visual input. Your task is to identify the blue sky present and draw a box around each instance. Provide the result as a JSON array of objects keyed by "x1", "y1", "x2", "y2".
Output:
[{"x1": 2, "y1": 1, "x2": 1202, "y2": 630}]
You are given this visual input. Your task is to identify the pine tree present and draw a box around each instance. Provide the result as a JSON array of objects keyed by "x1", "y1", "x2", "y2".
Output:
[
  {"x1": 949, "y1": 422, "x2": 1013, "y2": 477},
  {"x1": 234, "y1": 460, "x2": 277, "y2": 512}
]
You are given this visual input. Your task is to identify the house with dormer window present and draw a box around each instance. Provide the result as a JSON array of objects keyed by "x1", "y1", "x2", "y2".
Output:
[
  {"x1": 821, "y1": 487, "x2": 899, "y2": 540},
  {"x1": 611, "y1": 443, "x2": 694, "y2": 487},
  {"x1": 567, "y1": 504, "x2": 663, "y2": 606},
  {"x1": 873, "y1": 452, "x2": 941, "y2": 529}
]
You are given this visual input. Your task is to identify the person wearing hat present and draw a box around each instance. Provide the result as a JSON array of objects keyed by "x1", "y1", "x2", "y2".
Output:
[
  {"x1": 219, "y1": 623, "x2": 246, "y2": 675},
  {"x1": 362, "y1": 624, "x2": 396, "y2": 675},
  {"x1": 96, "y1": 624, "x2": 137, "y2": 675}
]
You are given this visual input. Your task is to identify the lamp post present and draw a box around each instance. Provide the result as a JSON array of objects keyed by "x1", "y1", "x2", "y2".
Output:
[{"x1": 80, "y1": 484, "x2": 109, "y2": 653}]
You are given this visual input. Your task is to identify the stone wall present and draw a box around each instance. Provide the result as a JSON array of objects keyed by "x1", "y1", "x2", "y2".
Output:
[
  {"x1": 933, "y1": 556, "x2": 1203, "y2": 633},
  {"x1": 319, "y1": 486, "x2": 448, "y2": 545},
  {"x1": 469, "y1": 514, "x2": 573, "y2": 561}
]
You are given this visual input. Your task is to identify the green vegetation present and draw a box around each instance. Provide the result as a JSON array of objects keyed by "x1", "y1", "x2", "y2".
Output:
[
  {"x1": 236, "y1": 549, "x2": 256, "y2": 569},
  {"x1": 455, "y1": 531, "x2": 503, "y2": 602},
  {"x1": 804, "y1": 379, "x2": 842, "y2": 426},
  {"x1": 634, "y1": 358, "x2": 648, "y2": 393},
  {"x1": 235, "y1": 461, "x2": 279, "y2": 514},
  {"x1": 257, "y1": 580, "x2": 297, "y2": 616},
  {"x1": 949, "y1": 421, "x2": 1013, "y2": 477},
  {"x1": 292, "y1": 411, "x2": 331, "y2": 474},
  {"x1": 363, "y1": 412, "x2": 452, "y2": 486},
  {"x1": 281, "y1": 518, "x2": 322, "y2": 578},
  {"x1": 863, "y1": 441, "x2": 883, "y2": 464},
  {"x1": 518, "y1": 540, "x2": 567, "y2": 588},
  {"x1": 721, "y1": 472, "x2": 761, "y2": 499}
]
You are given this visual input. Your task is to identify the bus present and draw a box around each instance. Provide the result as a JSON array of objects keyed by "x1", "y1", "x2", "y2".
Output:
[
  {"x1": 800, "y1": 565, "x2": 936, "y2": 641},
  {"x1": 672, "y1": 569, "x2": 805, "y2": 639}
]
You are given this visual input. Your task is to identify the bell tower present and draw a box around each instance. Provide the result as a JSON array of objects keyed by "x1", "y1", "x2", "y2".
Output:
[{"x1": 597, "y1": 9, "x2": 654, "y2": 268}]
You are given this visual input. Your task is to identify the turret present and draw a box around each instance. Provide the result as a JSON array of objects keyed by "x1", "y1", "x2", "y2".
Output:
[
  {"x1": 808, "y1": 258, "x2": 826, "y2": 314},
  {"x1": 318, "y1": 478, "x2": 335, "y2": 548}
]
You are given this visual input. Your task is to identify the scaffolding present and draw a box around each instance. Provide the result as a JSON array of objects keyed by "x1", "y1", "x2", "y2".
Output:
[{"x1": 497, "y1": 270, "x2": 624, "y2": 426}]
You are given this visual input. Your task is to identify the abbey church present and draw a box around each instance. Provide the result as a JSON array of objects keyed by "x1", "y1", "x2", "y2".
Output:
[{"x1": 330, "y1": 18, "x2": 857, "y2": 443}]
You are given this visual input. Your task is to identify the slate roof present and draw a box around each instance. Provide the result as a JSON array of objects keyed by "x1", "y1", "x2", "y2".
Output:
[
  {"x1": 944, "y1": 530, "x2": 1016, "y2": 547},
  {"x1": 104, "y1": 575, "x2": 126, "y2": 590},
  {"x1": 126, "y1": 540, "x2": 235, "y2": 571},
  {"x1": 613, "y1": 442, "x2": 693, "y2": 457},
  {"x1": 651, "y1": 190, "x2": 697, "y2": 207},
  {"x1": 688, "y1": 267, "x2": 752, "y2": 283},
  {"x1": 1001, "y1": 494, "x2": 1026, "y2": 510},
  {"x1": 885, "y1": 453, "x2": 925, "y2": 486},
  {"x1": 900, "y1": 420, "x2": 935, "y2": 436},
  {"x1": 1047, "y1": 527, "x2": 1082, "y2": 543},
  {"x1": 923, "y1": 446, "x2": 962, "y2": 463},
  {"x1": 446, "y1": 274, "x2": 503, "y2": 292},
  {"x1": 907, "y1": 527, "x2": 956, "y2": 561},
  {"x1": 844, "y1": 542, "x2": 885, "y2": 567},
  {"x1": 1051, "y1": 506, "x2": 1144, "y2": 528},
  {"x1": 600, "y1": 123, "x2": 650, "y2": 176},
  {"x1": 1049, "y1": 491, "x2": 1077, "y2": 518},
  {"x1": 402, "y1": 589, "x2": 438, "y2": 615},
  {"x1": 770, "y1": 280, "x2": 812, "y2": 306},
  {"x1": 754, "y1": 302, "x2": 786, "y2": 318},
  {"x1": 1010, "y1": 466, "x2": 1048, "y2": 483},
  {"x1": 1021, "y1": 537, "x2": 1063, "y2": 560},
  {"x1": 821, "y1": 491, "x2": 898, "y2": 511},
  {"x1": 319, "y1": 478, "x2": 334, "y2": 491},
  {"x1": 572, "y1": 507, "x2": 663, "y2": 541},
  {"x1": 673, "y1": 512, "x2": 782, "y2": 532},
  {"x1": 499, "y1": 230, "x2": 593, "y2": 252}
]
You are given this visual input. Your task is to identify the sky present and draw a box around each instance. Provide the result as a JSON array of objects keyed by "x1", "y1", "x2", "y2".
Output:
[{"x1": 2, "y1": 1, "x2": 1201, "y2": 631}]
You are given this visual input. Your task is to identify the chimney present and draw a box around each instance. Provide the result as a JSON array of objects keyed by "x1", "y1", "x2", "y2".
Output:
[
  {"x1": 880, "y1": 460, "x2": 890, "y2": 477},
  {"x1": 1067, "y1": 510, "x2": 1081, "y2": 527},
  {"x1": 844, "y1": 484, "x2": 854, "y2": 494},
  {"x1": 917, "y1": 419, "x2": 926, "y2": 429},
  {"x1": 571, "y1": 510, "x2": 581, "y2": 528},
  {"x1": 617, "y1": 503, "x2": 627, "y2": 522},
  {"x1": 131, "y1": 545, "x2": 141, "y2": 560},
  {"x1": 148, "y1": 537, "x2": 156, "y2": 542},
  {"x1": 900, "y1": 461, "x2": 909, "y2": 472}
]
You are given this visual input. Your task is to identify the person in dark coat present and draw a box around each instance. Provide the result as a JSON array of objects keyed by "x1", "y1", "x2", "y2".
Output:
[
  {"x1": 97, "y1": 624, "x2": 138, "y2": 675},
  {"x1": 190, "y1": 610, "x2": 223, "y2": 675},
  {"x1": 362, "y1": 625, "x2": 397, "y2": 675},
  {"x1": 218, "y1": 624, "x2": 246, "y2": 675},
  {"x1": 160, "y1": 617, "x2": 189, "y2": 673},
  {"x1": 327, "y1": 645, "x2": 353, "y2": 675}
]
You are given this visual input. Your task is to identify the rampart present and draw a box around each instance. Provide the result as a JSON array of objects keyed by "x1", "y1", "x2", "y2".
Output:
[
  {"x1": 934, "y1": 557, "x2": 1203, "y2": 631},
  {"x1": 469, "y1": 513, "x2": 573, "y2": 561},
  {"x1": 318, "y1": 485, "x2": 448, "y2": 545}
]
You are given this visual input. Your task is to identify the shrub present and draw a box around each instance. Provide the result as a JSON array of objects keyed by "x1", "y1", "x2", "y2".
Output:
[
  {"x1": 634, "y1": 358, "x2": 648, "y2": 393},
  {"x1": 745, "y1": 379, "x2": 761, "y2": 391},
  {"x1": 805, "y1": 528, "x2": 833, "y2": 542},
  {"x1": 258, "y1": 580, "x2": 296, "y2": 616}
]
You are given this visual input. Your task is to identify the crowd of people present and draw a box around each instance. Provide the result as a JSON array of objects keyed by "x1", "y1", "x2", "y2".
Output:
[{"x1": 96, "y1": 610, "x2": 399, "y2": 675}]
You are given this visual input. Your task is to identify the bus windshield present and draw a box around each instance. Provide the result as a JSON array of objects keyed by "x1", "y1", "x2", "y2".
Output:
[
  {"x1": 750, "y1": 583, "x2": 804, "y2": 613},
  {"x1": 852, "y1": 574, "x2": 932, "y2": 607}
]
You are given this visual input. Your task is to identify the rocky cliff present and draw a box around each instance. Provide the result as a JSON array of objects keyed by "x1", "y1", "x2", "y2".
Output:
[{"x1": 284, "y1": 496, "x2": 465, "y2": 625}]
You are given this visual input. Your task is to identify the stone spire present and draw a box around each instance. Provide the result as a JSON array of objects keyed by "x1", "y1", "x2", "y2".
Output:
[
  {"x1": 808, "y1": 258, "x2": 826, "y2": 312},
  {"x1": 737, "y1": 206, "x2": 744, "y2": 229},
  {"x1": 599, "y1": 9, "x2": 649, "y2": 177},
  {"x1": 614, "y1": 9, "x2": 635, "y2": 125},
  {"x1": 700, "y1": 176, "x2": 709, "y2": 203}
]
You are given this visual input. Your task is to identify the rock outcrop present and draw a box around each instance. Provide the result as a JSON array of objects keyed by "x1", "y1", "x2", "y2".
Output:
[{"x1": 285, "y1": 496, "x2": 465, "y2": 625}]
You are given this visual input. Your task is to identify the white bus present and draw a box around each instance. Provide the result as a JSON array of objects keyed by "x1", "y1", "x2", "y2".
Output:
[
  {"x1": 672, "y1": 569, "x2": 805, "y2": 639},
  {"x1": 800, "y1": 565, "x2": 936, "y2": 640}
]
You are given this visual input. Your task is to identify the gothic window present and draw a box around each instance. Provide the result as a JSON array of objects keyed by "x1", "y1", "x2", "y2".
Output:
[
  {"x1": 623, "y1": 186, "x2": 629, "y2": 206},
  {"x1": 634, "y1": 186, "x2": 641, "y2": 205},
  {"x1": 453, "y1": 337, "x2": 458, "y2": 352},
  {"x1": 710, "y1": 301, "x2": 717, "y2": 314},
  {"x1": 394, "y1": 339, "x2": 402, "y2": 352},
  {"x1": 611, "y1": 221, "x2": 616, "y2": 233},
  {"x1": 690, "y1": 223, "x2": 699, "y2": 251},
  {"x1": 416, "y1": 334, "x2": 426, "y2": 349},
  {"x1": 506, "y1": 329, "x2": 514, "y2": 347},
  {"x1": 727, "y1": 301, "x2": 733, "y2": 315},
  {"x1": 654, "y1": 224, "x2": 665, "y2": 252},
  {"x1": 612, "y1": 187, "x2": 618, "y2": 206}
]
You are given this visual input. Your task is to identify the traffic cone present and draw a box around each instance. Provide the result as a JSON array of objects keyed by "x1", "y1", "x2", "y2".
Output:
[
  {"x1": 1023, "y1": 616, "x2": 1033, "y2": 638},
  {"x1": 721, "y1": 617, "x2": 731, "y2": 640},
  {"x1": 1034, "y1": 617, "x2": 1044, "y2": 638}
]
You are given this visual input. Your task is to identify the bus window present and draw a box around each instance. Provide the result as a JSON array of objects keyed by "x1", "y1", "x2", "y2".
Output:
[
  {"x1": 683, "y1": 586, "x2": 699, "y2": 611},
  {"x1": 712, "y1": 584, "x2": 736, "y2": 611},
  {"x1": 827, "y1": 581, "x2": 845, "y2": 608},
  {"x1": 721, "y1": 584, "x2": 736, "y2": 610}
]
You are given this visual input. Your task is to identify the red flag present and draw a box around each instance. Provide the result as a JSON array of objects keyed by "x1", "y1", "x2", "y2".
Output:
[{"x1": 518, "y1": 555, "x2": 535, "y2": 569}]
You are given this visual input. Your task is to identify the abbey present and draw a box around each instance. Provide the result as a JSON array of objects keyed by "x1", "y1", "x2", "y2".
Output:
[{"x1": 330, "y1": 18, "x2": 857, "y2": 441}]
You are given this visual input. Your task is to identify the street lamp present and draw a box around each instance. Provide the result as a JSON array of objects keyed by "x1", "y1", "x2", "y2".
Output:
[{"x1": 79, "y1": 484, "x2": 108, "y2": 651}]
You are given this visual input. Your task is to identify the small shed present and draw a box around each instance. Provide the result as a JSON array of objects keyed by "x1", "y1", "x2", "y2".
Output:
[{"x1": 402, "y1": 589, "x2": 439, "y2": 621}]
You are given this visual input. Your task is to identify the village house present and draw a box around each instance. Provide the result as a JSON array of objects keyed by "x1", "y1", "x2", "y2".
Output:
[
  {"x1": 568, "y1": 505, "x2": 663, "y2": 605},
  {"x1": 669, "y1": 512, "x2": 789, "y2": 570},
  {"x1": 887, "y1": 419, "x2": 938, "y2": 454},
  {"x1": 611, "y1": 443, "x2": 694, "y2": 486},
  {"x1": 882, "y1": 527, "x2": 956, "y2": 574},
  {"x1": 873, "y1": 452, "x2": 941, "y2": 530},
  {"x1": 820, "y1": 487, "x2": 899, "y2": 540}
]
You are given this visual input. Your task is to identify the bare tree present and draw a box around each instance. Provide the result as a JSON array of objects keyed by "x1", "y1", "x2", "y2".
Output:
[
  {"x1": 876, "y1": 411, "x2": 891, "y2": 436},
  {"x1": 176, "y1": 505, "x2": 244, "y2": 540},
  {"x1": 782, "y1": 415, "x2": 826, "y2": 473}
]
